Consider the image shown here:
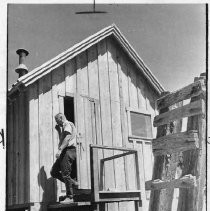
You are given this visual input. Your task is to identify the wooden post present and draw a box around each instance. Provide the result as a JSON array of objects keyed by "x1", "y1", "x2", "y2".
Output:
[
  {"x1": 149, "y1": 91, "x2": 169, "y2": 211},
  {"x1": 177, "y1": 75, "x2": 206, "y2": 211},
  {"x1": 90, "y1": 146, "x2": 99, "y2": 202},
  {"x1": 149, "y1": 92, "x2": 183, "y2": 211}
]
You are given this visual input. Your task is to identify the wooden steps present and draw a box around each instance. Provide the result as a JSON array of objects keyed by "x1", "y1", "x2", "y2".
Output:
[
  {"x1": 73, "y1": 189, "x2": 91, "y2": 202},
  {"x1": 48, "y1": 202, "x2": 92, "y2": 209},
  {"x1": 98, "y1": 190, "x2": 141, "y2": 202},
  {"x1": 6, "y1": 203, "x2": 34, "y2": 211}
]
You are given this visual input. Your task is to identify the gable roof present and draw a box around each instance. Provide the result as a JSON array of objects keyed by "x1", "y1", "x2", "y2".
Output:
[{"x1": 9, "y1": 24, "x2": 165, "y2": 95}]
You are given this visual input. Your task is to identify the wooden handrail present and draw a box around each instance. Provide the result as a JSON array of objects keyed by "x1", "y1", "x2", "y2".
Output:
[
  {"x1": 100, "y1": 151, "x2": 135, "y2": 162},
  {"x1": 90, "y1": 144, "x2": 141, "y2": 204},
  {"x1": 90, "y1": 144, "x2": 137, "y2": 152}
]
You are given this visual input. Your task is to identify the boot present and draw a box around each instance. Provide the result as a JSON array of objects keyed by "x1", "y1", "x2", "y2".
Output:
[{"x1": 60, "y1": 195, "x2": 74, "y2": 204}]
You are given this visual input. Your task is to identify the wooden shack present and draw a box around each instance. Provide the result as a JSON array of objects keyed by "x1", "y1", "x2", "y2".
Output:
[{"x1": 7, "y1": 24, "x2": 165, "y2": 211}]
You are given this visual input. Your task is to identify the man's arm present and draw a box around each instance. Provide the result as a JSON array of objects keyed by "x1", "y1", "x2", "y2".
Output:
[
  {"x1": 56, "y1": 131, "x2": 75, "y2": 158},
  {"x1": 58, "y1": 133, "x2": 71, "y2": 151}
]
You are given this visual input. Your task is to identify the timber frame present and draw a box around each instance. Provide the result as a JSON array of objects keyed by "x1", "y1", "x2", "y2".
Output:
[{"x1": 147, "y1": 75, "x2": 206, "y2": 211}]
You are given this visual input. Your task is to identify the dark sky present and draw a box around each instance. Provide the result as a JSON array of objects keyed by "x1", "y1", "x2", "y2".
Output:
[{"x1": 8, "y1": 4, "x2": 206, "y2": 91}]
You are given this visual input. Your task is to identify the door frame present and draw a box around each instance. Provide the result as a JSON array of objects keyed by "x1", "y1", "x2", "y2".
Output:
[{"x1": 58, "y1": 91, "x2": 100, "y2": 189}]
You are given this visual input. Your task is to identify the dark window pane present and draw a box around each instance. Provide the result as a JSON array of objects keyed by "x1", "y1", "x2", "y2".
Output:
[{"x1": 130, "y1": 112, "x2": 152, "y2": 138}]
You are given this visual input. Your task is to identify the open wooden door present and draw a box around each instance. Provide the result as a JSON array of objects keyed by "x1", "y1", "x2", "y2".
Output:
[{"x1": 76, "y1": 95, "x2": 100, "y2": 190}]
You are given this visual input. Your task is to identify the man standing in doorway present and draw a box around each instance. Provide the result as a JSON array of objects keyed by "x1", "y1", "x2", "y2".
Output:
[{"x1": 50, "y1": 113, "x2": 78, "y2": 204}]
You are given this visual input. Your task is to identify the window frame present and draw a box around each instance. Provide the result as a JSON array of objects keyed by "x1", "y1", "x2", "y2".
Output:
[{"x1": 126, "y1": 107, "x2": 153, "y2": 141}]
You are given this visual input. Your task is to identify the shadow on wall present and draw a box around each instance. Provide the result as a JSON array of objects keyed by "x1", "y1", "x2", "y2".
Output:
[{"x1": 38, "y1": 166, "x2": 57, "y2": 210}]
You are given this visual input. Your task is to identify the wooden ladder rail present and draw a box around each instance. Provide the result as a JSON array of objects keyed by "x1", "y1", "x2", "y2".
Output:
[
  {"x1": 147, "y1": 76, "x2": 206, "y2": 211},
  {"x1": 90, "y1": 144, "x2": 142, "y2": 210}
]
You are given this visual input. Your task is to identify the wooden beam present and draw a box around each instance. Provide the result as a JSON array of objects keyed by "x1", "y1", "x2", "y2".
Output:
[
  {"x1": 157, "y1": 79, "x2": 206, "y2": 110},
  {"x1": 90, "y1": 147, "x2": 99, "y2": 202},
  {"x1": 97, "y1": 197, "x2": 140, "y2": 202},
  {"x1": 145, "y1": 174, "x2": 197, "y2": 190},
  {"x1": 48, "y1": 202, "x2": 92, "y2": 209},
  {"x1": 6, "y1": 203, "x2": 34, "y2": 210},
  {"x1": 99, "y1": 190, "x2": 141, "y2": 202},
  {"x1": 90, "y1": 144, "x2": 137, "y2": 152},
  {"x1": 154, "y1": 99, "x2": 205, "y2": 127},
  {"x1": 99, "y1": 190, "x2": 141, "y2": 193},
  {"x1": 152, "y1": 130, "x2": 199, "y2": 156},
  {"x1": 100, "y1": 151, "x2": 134, "y2": 162}
]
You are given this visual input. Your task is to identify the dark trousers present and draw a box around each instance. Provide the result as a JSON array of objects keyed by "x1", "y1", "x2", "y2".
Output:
[{"x1": 50, "y1": 147, "x2": 77, "y2": 197}]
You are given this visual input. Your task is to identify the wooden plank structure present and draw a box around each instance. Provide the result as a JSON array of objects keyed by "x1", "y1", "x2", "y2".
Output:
[
  {"x1": 7, "y1": 24, "x2": 165, "y2": 211},
  {"x1": 148, "y1": 75, "x2": 206, "y2": 211}
]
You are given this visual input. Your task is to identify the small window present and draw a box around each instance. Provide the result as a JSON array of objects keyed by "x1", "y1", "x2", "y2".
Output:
[{"x1": 130, "y1": 111, "x2": 153, "y2": 138}]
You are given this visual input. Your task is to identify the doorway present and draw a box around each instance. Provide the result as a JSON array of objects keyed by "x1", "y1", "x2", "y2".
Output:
[{"x1": 64, "y1": 96, "x2": 77, "y2": 181}]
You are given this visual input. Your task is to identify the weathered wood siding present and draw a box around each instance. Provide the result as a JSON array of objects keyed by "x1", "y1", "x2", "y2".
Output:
[
  {"x1": 7, "y1": 91, "x2": 29, "y2": 205},
  {"x1": 8, "y1": 36, "x2": 158, "y2": 211}
]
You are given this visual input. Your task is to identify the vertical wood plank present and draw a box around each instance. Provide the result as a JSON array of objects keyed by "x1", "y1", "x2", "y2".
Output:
[
  {"x1": 14, "y1": 98, "x2": 19, "y2": 204},
  {"x1": 108, "y1": 202, "x2": 119, "y2": 211},
  {"x1": 107, "y1": 38, "x2": 126, "y2": 191},
  {"x1": 76, "y1": 95, "x2": 89, "y2": 188},
  {"x1": 127, "y1": 62, "x2": 137, "y2": 191},
  {"x1": 11, "y1": 102, "x2": 16, "y2": 204},
  {"x1": 117, "y1": 49, "x2": 132, "y2": 211},
  {"x1": 97, "y1": 39, "x2": 115, "y2": 191},
  {"x1": 107, "y1": 38, "x2": 120, "y2": 102},
  {"x1": 8, "y1": 103, "x2": 13, "y2": 205},
  {"x1": 6, "y1": 104, "x2": 9, "y2": 204},
  {"x1": 137, "y1": 76, "x2": 147, "y2": 111},
  {"x1": 118, "y1": 202, "x2": 128, "y2": 211},
  {"x1": 24, "y1": 91, "x2": 30, "y2": 203},
  {"x1": 76, "y1": 51, "x2": 89, "y2": 96},
  {"x1": 91, "y1": 101, "x2": 96, "y2": 145},
  {"x1": 94, "y1": 101, "x2": 104, "y2": 190},
  {"x1": 84, "y1": 98, "x2": 93, "y2": 188},
  {"x1": 28, "y1": 83, "x2": 40, "y2": 203},
  {"x1": 52, "y1": 66, "x2": 66, "y2": 199},
  {"x1": 196, "y1": 102, "x2": 206, "y2": 210},
  {"x1": 129, "y1": 63, "x2": 138, "y2": 110},
  {"x1": 38, "y1": 74, "x2": 54, "y2": 202},
  {"x1": 76, "y1": 51, "x2": 89, "y2": 189},
  {"x1": 65, "y1": 58, "x2": 76, "y2": 94},
  {"x1": 135, "y1": 141, "x2": 147, "y2": 211},
  {"x1": 90, "y1": 147, "x2": 99, "y2": 202},
  {"x1": 87, "y1": 45, "x2": 99, "y2": 100},
  {"x1": 18, "y1": 92, "x2": 25, "y2": 204}
]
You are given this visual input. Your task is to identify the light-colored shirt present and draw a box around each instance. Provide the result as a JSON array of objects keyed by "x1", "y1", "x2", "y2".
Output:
[{"x1": 57, "y1": 120, "x2": 76, "y2": 148}]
